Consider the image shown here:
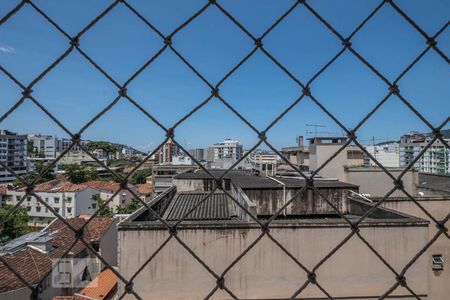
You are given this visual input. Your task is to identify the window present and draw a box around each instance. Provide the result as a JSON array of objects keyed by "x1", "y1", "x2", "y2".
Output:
[
  {"x1": 16, "y1": 196, "x2": 20, "y2": 201},
  {"x1": 26, "y1": 206, "x2": 31, "y2": 212},
  {"x1": 36, "y1": 207, "x2": 41, "y2": 213},
  {"x1": 66, "y1": 197, "x2": 72, "y2": 203},
  {"x1": 432, "y1": 254, "x2": 444, "y2": 271},
  {"x1": 54, "y1": 197, "x2": 60, "y2": 204},
  {"x1": 67, "y1": 207, "x2": 72, "y2": 214},
  {"x1": 27, "y1": 196, "x2": 31, "y2": 202},
  {"x1": 54, "y1": 207, "x2": 59, "y2": 213},
  {"x1": 45, "y1": 198, "x2": 49, "y2": 202},
  {"x1": 91, "y1": 203, "x2": 97, "y2": 209}
]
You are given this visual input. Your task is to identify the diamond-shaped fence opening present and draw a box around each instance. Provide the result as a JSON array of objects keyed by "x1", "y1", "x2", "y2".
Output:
[{"x1": 0, "y1": 1, "x2": 449, "y2": 300}]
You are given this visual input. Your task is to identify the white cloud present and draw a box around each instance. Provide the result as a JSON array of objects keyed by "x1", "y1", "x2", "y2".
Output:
[{"x1": 0, "y1": 45, "x2": 15, "y2": 53}]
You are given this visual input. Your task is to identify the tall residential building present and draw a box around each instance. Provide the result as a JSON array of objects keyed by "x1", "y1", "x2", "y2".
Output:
[
  {"x1": 188, "y1": 148, "x2": 205, "y2": 162},
  {"x1": 28, "y1": 134, "x2": 62, "y2": 159},
  {"x1": 364, "y1": 142, "x2": 400, "y2": 168},
  {"x1": 0, "y1": 130, "x2": 28, "y2": 183},
  {"x1": 209, "y1": 139, "x2": 243, "y2": 169},
  {"x1": 155, "y1": 139, "x2": 181, "y2": 164},
  {"x1": 400, "y1": 131, "x2": 450, "y2": 175},
  {"x1": 212, "y1": 139, "x2": 243, "y2": 161}
]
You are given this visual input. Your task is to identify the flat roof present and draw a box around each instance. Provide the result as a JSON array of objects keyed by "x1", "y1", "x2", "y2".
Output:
[{"x1": 174, "y1": 170, "x2": 359, "y2": 189}]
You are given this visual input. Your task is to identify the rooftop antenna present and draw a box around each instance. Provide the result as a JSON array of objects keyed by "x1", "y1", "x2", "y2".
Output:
[{"x1": 306, "y1": 124, "x2": 328, "y2": 137}]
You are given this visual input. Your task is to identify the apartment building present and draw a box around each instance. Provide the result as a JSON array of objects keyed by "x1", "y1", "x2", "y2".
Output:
[
  {"x1": 188, "y1": 148, "x2": 205, "y2": 162},
  {"x1": 5, "y1": 180, "x2": 99, "y2": 228},
  {"x1": 84, "y1": 180, "x2": 138, "y2": 213},
  {"x1": 0, "y1": 130, "x2": 28, "y2": 183},
  {"x1": 400, "y1": 131, "x2": 449, "y2": 175},
  {"x1": 212, "y1": 139, "x2": 243, "y2": 161},
  {"x1": 281, "y1": 136, "x2": 364, "y2": 175},
  {"x1": 249, "y1": 150, "x2": 279, "y2": 176},
  {"x1": 155, "y1": 139, "x2": 181, "y2": 164},
  {"x1": 308, "y1": 137, "x2": 364, "y2": 180},
  {"x1": 364, "y1": 142, "x2": 400, "y2": 168},
  {"x1": 208, "y1": 139, "x2": 244, "y2": 169}
]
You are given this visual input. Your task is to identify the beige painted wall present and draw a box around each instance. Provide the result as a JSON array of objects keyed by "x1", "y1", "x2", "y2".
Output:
[
  {"x1": 118, "y1": 224, "x2": 428, "y2": 299},
  {"x1": 344, "y1": 169, "x2": 418, "y2": 197},
  {"x1": 381, "y1": 198, "x2": 450, "y2": 300}
]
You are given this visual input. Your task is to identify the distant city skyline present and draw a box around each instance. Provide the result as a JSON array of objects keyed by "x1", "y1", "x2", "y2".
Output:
[{"x1": 1, "y1": 1, "x2": 449, "y2": 152}]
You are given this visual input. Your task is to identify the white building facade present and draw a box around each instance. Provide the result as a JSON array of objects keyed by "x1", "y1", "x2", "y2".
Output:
[
  {"x1": 5, "y1": 183, "x2": 99, "y2": 228},
  {"x1": 364, "y1": 142, "x2": 400, "y2": 168}
]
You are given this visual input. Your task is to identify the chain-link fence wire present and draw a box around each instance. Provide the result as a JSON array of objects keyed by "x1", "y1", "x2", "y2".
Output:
[{"x1": 0, "y1": 0, "x2": 449, "y2": 299}]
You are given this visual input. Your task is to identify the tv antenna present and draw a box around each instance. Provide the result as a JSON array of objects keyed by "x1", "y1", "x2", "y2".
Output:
[{"x1": 306, "y1": 124, "x2": 329, "y2": 137}]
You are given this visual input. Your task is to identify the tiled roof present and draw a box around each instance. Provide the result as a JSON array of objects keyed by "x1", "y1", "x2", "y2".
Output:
[
  {"x1": 136, "y1": 182, "x2": 153, "y2": 196},
  {"x1": 165, "y1": 193, "x2": 234, "y2": 221},
  {"x1": 85, "y1": 181, "x2": 121, "y2": 193},
  {"x1": 0, "y1": 246, "x2": 52, "y2": 293},
  {"x1": 0, "y1": 217, "x2": 114, "y2": 294},
  {"x1": 31, "y1": 179, "x2": 88, "y2": 193},
  {"x1": 45, "y1": 217, "x2": 114, "y2": 257},
  {"x1": 76, "y1": 268, "x2": 117, "y2": 300}
]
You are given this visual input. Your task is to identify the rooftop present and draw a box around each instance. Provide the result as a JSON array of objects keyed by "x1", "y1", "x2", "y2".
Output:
[
  {"x1": 75, "y1": 268, "x2": 117, "y2": 300},
  {"x1": 0, "y1": 217, "x2": 114, "y2": 293},
  {"x1": 120, "y1": 187, "x2": 427, "y2": 230},
  {"x1": 418, "y1": 173, "x2": 450, "y2": 194},
  {"x1": 174, "y1": 170, "x2": 358, "y2": 189},
  {"x1": 165, "y1": 192, "x2": 235, "y2": 221}
]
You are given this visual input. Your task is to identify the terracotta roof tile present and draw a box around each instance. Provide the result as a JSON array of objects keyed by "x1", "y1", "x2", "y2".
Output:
[
  {"x1": 0, "y1": 217, "x2": 114, "y2": 293},
  {"x1": 31, "y1": 179, "x2": 88, "y2": 193},
  {"x1": 77, "y1": 268, "x2": 117, "y2": 300},
  {"x1": 44, "y1": 217, "x2": 114, "y2": 257},
  {"x1": 136, "y1": 182, "x2": 153, "y2": 196},
  {"x1": 85, "y1": 181, "x2": 121, "y2": 193},
  {"x1": 0, "y1": 246, "x2": 52, "y2": 293}
]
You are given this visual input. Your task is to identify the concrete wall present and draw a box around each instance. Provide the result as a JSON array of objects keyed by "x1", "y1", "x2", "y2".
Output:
[
  {"x1": 173, "y1": 178, "x2": 207, "y2": 192},
  {"x1": 344, "y1": 168, "x2": 418, "y2": 197},
  {"x1": 309, "y1": 144, "x2": 348, "y2": 181},
  {"x1": 242, "y1": 188, "x2": 351, "y2": 216},
  {"x1": 118, "y1": 224, "x2": 428, "y2": 299},
  {"x1": 74, "y1": 188, "x2": 97, "y2": 216},
  {"x1": 380, "y1": 197, "x2": 450, "y2": 300},
  {"x1": 99, "y1": 218, "x2": 119, "y2": 267}
]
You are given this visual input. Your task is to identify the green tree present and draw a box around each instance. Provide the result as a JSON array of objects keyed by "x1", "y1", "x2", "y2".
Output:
[
  {"x1": 62, "y1": 164, "x2": 98, "y2": 184},
  {"x1": 130, "y1": 169, "x2": 152, "y2": 185},
  {"x1": 86, "y1": 141, "x2": 118, "y2": 166},
  {"x1": 0, "y1": 205, "x2": 32, "y2": 242},
  {"x1": 27, "y1": 141, "x2": 36, "y2": 157},
  {"x1": 92, "y1": 194, "x2": 113, "y2": 217},
  {"x1": 117, "y1": 198, "x2": 142, "y2": 214}
]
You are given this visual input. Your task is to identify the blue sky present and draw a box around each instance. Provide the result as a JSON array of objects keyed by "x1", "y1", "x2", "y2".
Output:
[{"x1": 0, "y1": 0, "x2": 449, "y2": 152}]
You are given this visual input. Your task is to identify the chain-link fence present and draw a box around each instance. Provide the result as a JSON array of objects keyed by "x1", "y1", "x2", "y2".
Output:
[{"x1": 0, "y1": 0, "x2": 449, "y2": 299}]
